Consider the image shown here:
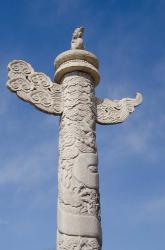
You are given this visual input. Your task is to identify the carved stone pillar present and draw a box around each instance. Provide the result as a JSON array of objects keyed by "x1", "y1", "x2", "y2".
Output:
[
  {"x1": 6, "y1": 27, "x2": 142, "y2": 250},
  {"x1": 55, "y1": 50, "x2": 102, "y2": 250}
]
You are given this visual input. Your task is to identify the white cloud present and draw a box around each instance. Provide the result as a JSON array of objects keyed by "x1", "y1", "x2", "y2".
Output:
[
  {"x1": 0, "y1": 140, "x2": 58, "y2": 187},
  {"x1": 134, "y1": 196, "x2": 165, "y2": 223},
  {"x1": 0, "y1": 219, "x2": 8, "y2": 225},
  {"x1": 27, "y1": 185, "x2": 57, "y2": 211}
]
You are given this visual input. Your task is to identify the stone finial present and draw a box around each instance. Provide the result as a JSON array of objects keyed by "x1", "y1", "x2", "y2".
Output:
[
  {"x1": 71, "y1": 27, "x2": 85, "y2": 50},
  {"x1": 6, "y1": 27, "x2": 143, "y2": 250}
]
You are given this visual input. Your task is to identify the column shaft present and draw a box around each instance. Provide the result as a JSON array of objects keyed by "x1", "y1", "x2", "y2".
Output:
[{"x1": 57, "y1": 72, "x2": 102, "y2": 250}]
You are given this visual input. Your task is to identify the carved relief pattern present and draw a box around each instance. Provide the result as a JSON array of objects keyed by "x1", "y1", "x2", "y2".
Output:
[
  {"x1": 96, "y1": 93, "x2": 143, "y2": 124},
  {"x1": 6, "y1": 28, "x2": 143, "y2": 250},
  {"x1": 71, "y1": 26, "x2": 84, "y2": 50},
  {"x1": 58, "y1": 72, "x2": 101, "y2": 249},
  {"x1": 7, "y1": 60, "x2": 62, "y2": 115},
  {"x1": 58, "y1": 233, "x2": 100, "y2": 250}
]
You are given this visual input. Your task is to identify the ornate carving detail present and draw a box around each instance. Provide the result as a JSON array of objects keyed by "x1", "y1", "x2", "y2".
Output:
[
  {"x1": 71, "y1": 27, "x2": 85, "y2": 50},
  {"x1": 7, "y1": 60, "x2": 62, "y2": 115},
  {"x1": 55, "y1": 58, "x2": 100, "y2": 85},
  {"x1": 57, "y1": 72, "x2": 101, "y2": 249},
  {"x1": 55, "y1": 50, "x2": 99, "y2": 69},
  {"x1": 6, "y1": 28, "x2": 143, "y2": 250},
  {"x1": 58, "y1": 233, "x2": 101, "y2": 250},
  {"x1": 96, "y1": 93, "x2": 143, "y2": 124}
]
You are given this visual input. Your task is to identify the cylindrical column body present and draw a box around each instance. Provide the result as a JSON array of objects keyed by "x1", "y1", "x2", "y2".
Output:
[
  {"x1": 57, "y1": 71, "x2": 101, "y2": 250},
  {"x1": 54, "y1": 49, "x2": 101, "y2": 250}
]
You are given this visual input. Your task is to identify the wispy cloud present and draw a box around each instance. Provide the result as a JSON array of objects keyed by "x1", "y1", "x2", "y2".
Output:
[
  {"x1": 0, "y1": 219, "x2": 8, "y2": 225},
  {"x1": 128, "y1": 195, "x2": 165, "y2": 224},
  {"x1": 141, "y1": 196, "x2": 165, "y2": 221},
  {"x1": 98, "y1": 111, "x2": 164, "y2": 169},
  {"x1": 0, "y1": 140, "x2": 58, "y2": 187}
]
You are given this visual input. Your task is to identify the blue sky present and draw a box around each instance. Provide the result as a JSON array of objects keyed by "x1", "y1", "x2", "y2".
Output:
[{"x1": 0, "y1": 0, "x2": 165, "y2": 249}]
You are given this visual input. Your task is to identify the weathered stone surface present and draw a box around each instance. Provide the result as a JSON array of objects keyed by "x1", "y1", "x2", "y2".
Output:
[
  {"x1": 54, "y1": 49, "x2": 100, "y2": 85},
  {"x1": 6, "y1": 27, "x2": 142, "y2": 250},
  {"x1": 71, "y1": 27, "x2": 85, "y2": 50},
  {"x1": 57, "y1": 71, "x2": 101, "y2": 249},
  {"x1": 7, "y1": 60, "x2": 62, "y2": 115},
  {"x1": 96, "y1": 93, "x2": 143, "y2": 124}
]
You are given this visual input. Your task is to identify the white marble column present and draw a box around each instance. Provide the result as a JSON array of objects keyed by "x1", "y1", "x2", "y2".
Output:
[
  {"x1": 54, "y1": 49, "x2": 102, "y2": 250},
  {"x1": 6, "y1": 27, "x2": 142, "y2": 250}
]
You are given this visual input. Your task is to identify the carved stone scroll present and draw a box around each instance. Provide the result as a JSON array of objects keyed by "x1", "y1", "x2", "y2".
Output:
[
  {"x1": 96, "y1": 92, "x2": 143, "y2": 124},
  {"x1": 7, "y1": 60, "x2": 62, "y2": 115},
  {"x1": 6, "y1": 27, "x2": 143, "y2": 250}
]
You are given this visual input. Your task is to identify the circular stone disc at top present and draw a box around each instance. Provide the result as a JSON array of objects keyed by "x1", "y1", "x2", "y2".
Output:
[{"x1": 54, "y1": 50, "x2": 100, "y2": 86}]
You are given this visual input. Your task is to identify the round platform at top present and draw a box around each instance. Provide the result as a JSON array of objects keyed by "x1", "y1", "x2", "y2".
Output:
[{"x1": 54, "y1": 49, "x2": 100, "y2": 85}]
